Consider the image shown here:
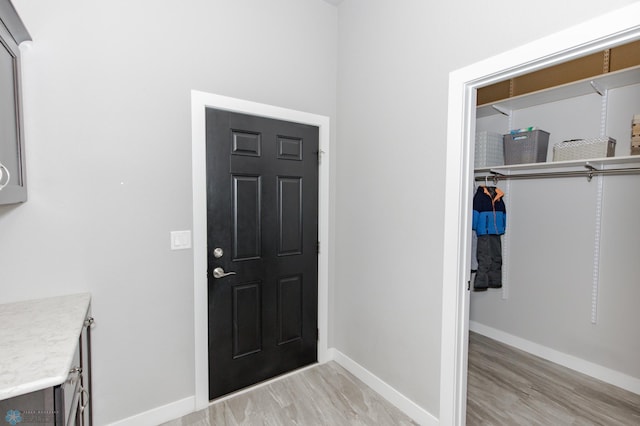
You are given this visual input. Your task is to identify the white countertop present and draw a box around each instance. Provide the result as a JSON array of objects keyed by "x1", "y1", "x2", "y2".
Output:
[{"x1": 0, "y1": 293, "x2": 91, "y2": 400}]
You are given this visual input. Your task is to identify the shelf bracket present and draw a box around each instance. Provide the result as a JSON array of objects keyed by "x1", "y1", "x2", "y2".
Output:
[
  {"x1": 589, "y1": 80, "x2": 605, "y2": 96},
  {"x1": 491, "y1": 104, "x2": 511, "y2": 116}
]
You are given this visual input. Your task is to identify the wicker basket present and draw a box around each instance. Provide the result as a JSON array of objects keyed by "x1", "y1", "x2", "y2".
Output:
[{"x1": 552, "y1": 137, "x2": 616, "y2": 161}]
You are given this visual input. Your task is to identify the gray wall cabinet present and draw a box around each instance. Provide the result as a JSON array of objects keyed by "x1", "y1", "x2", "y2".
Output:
[{"x1": 0, "y1": 0, "x2": 30, "y2": 204}]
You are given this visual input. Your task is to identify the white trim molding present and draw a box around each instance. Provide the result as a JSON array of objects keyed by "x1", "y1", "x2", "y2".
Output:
[
  {"x1": 331, "y1": 349, "x2": 438, "y2": 426},
  {"x1": 106, "y1": 397, "x2": 195, "y2": 426},
  {"x1": 441, "y1": 5, "x2": 640, "y2": 425},
  {"x1": 190, "y1": 91, "x2": 331, "y2": 410}
]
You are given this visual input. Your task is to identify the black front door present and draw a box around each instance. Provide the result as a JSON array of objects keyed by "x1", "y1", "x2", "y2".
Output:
[{"x1": 206, "y1": 108, "x2": 319, "y2": 400}]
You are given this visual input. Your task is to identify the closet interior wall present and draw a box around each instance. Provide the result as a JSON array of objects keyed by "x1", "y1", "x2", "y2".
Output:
[{"x1": 471, "y1": 82, "x2": 640, "y2": 389}]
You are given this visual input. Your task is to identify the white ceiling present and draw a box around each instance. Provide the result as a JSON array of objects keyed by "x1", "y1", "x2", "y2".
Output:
[{"x1": 322, "y1": 0, "x2": 343, "y2": 5}]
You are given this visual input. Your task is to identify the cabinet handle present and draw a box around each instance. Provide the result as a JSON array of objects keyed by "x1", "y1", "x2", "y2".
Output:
[
  {"x1": 68, "y1": 366, "x2": 82, "y2": 383},
  {"x1": 80, "y1": 387, "x2": 90, "y2": 410},
  {"x1": 0, "y1": 162, "x2": 9, "y2": 191}
]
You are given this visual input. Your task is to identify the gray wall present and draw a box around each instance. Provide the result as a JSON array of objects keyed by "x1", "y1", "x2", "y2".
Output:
[
  {"x1": 334, "y1": 0, "x2": 640, "y2": 417},
  {"x1": 1, "y1": 0, "x2": 639, "y2": 424},
  {"x1": 3, "y1": 0, "x2": 337, "y2": 424},
  {"x1": 472, "y1": 84, "x2": 640, "y2": 380}
]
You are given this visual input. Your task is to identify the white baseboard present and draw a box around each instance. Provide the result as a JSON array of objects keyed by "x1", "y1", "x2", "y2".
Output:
[
  {"x1": 469, "y1": 321, "x2": 640, "y2": 395},
  {"x1": 329, "y1": 348, "x2": 438, "y2": 426},
  {"x1": 107, "y1": 396, "x2": 195, "y2": 426},
  {"x1": 107, "y1": 352, "x2": 441, "y2": 426}
]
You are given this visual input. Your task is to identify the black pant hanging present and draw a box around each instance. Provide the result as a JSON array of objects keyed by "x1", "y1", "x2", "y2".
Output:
[{"x1": 475, "y1": 234, "x2": 502, "y2": 290}]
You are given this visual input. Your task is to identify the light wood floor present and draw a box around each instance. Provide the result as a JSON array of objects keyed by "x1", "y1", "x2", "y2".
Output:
[
  {"x1": 160, "y1": 361, "x2": 418, "y2": 425},
  {"x1": 163, "y1": 334, "x2": 640, "y2": 425},
  {"x1": 467, "y1": 331, "x2": 640, "y2": 425}
]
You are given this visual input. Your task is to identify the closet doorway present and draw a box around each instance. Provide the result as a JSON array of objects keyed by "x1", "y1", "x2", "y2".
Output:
[{"x1": 440, "y1": 5, "x2": 640, "y2": 425}]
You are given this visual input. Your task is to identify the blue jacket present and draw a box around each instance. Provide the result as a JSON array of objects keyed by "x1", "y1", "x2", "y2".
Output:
[{"x1": 473, "y1": 186, "x2": 506, "y2": 235}]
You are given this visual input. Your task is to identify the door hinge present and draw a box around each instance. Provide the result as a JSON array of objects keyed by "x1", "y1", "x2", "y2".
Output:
[{"x1": 316, "y1": 241, "x2": 320, "y2": 254}]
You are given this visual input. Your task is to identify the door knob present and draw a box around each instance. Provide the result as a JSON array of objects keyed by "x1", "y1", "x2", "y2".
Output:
[{"x1": 213, "y1": 267, "x2": 236, "y2": 279}]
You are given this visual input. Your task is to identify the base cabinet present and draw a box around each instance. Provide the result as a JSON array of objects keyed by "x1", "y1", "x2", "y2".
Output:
[
  {"x1": 0, "y1": 387, "x2": 57, "y2": 425},
  {"x1": 0, "y1": 316, "x2": 93, "y2": 426}
]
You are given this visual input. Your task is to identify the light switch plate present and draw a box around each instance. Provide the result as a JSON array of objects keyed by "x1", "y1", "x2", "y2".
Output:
[{"x1": 170, "y1": 230, "x2": 192, "y2": 250}]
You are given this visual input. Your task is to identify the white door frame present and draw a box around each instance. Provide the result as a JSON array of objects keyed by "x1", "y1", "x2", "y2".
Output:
[
  {"x1": 191, "y1": 91, "x2": 331, "y2": 409},
  {"x1": 440, "y1": 5, "x2": 640, "y2": 425}
]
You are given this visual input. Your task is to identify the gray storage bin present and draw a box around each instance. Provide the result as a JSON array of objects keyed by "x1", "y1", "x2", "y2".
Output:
[{"x1": 503, "y1": 129, "x2": 550, "y2": 165}]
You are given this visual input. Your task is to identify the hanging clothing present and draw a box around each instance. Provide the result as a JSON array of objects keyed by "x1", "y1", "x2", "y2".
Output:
[
  {"x1": 475, "y1": 234, "x2": 502, "y2": 290},
  {"x1": 470, "y1": 230, "x2": 478, "y2": 290},
  {"x1": 473, "y1": 186, "x2": 506, "y2": 236},
  {"x1": 471, "y1": 230, "x2": 478, "y2": 272},
  {"x1": 472, "y1": 186, "x2": 506, "y2": 290}
]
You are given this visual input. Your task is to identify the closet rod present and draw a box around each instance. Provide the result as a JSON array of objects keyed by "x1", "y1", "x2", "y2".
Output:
[{"x1": 475, "y1": 166, "x2": 640, "y2": 183}]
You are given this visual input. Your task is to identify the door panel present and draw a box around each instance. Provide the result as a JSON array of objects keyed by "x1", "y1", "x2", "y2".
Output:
[
  {"x1": 232, "y1": 175, "x2": 261, "y2": 261},
  {"x1": 277, "y1": 274, "x2": 303, "y2": 345},
  {"x1": 277, "y1": 177, "x2": 303, "y2": 256},
  {"x1": 232, "y1": 131, "x2": 261, "y2": 156},
  {"x1": 277, "y1": 136, "x2": 303, "y2": 160},
  {"x1": 206, "y1": 108, "x2": 319, "y2": 400},
  {"x1": 232, "y1": 281, "x2": 262, "y2": 358}
]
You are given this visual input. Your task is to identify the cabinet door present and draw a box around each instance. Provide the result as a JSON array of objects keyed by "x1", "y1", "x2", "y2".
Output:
[
  {"x1": 53, "y1": 318, "x2": 92, "y2": 426},
  {"x1": 0, "y1": 387, "x2": 59, "y2": 425},
  {"x1": 55, "y1": 341, "x2": 82, "y2": 426},
  {"x1": 78, "y1": 317, "x2": 93, "y2": 425},
  {"x1": 0, "y1": 3, "x2": 28, "y2": 204}
]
